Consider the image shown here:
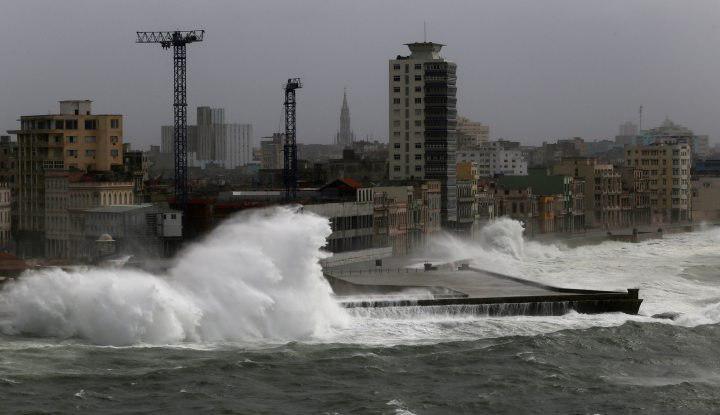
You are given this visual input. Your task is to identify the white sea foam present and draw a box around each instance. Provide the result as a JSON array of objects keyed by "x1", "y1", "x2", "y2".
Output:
[
  {"x1": 327, "y1": 218, "x2": 720, "y2": 345},
  {"x1": 0, "y1": 207, "x2": 348, "y2": 345},
  {"x1": 1, "y1": 211, "x2": 719, "y2": 347}
]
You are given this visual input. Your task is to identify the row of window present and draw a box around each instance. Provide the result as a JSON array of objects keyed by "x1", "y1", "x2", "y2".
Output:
[
  {"x1": 393, "y1": 86, "x2": 423, "y2": 93},
  {"x1": 393, "y1": 143, "x2": 422, "y2": 149},
  {"x1": 392, "y1": 165, "x2": 423, "y2": 172},
  {"x1": 392, "y1": 98, "x2": 423, "y2": 104},
  {"x1": 392, "y1": 63, "x2": 423, "y2": 71},
  {"x1": 393, "y1": 154, "x2": 423, "y2": 160},
  {"x1": 22, "y1": 118, "x2": 120, "y2": 130},
  {"x1": 67, "y1": 149, "x2": 120, "y2": 157}
]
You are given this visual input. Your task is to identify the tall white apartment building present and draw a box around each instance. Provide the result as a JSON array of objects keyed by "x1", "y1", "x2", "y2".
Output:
[
  {"x1": 388, "y1": 42, "x2": 457, "y2": 226},
  {"x1": 162, "y1": 106, "x2": 253, "y2": 169}
]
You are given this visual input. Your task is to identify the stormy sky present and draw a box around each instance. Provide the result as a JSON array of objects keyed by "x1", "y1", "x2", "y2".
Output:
[{"x1": 1, "y1": 0, "x2": 719, "y2": 148}]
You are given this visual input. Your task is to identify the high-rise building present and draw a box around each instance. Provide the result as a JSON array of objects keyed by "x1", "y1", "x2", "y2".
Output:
[
  {"x1": 335, "y1": 89, "x2": 355, "y2": 148},
  {"x1": 8, "y1": 100, "x2": 124, "y2": 257},
  {"x1": 162, "y1": 107, "x2": 253, "y2": 169},
  {"x1": 388, "y1": 42, "x2": 457, "y2": 226}
]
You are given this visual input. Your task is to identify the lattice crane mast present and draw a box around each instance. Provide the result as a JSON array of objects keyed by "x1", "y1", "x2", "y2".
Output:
[
  {"x1": 136, "y1": 30, "x2": 204, "y2": 212},
  {"x1": 283, "y1": 78, "x2": 302, "y2": 200}
]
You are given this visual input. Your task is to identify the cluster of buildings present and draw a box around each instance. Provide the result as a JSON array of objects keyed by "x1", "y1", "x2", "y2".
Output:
[
  {"x1": 2, "y1": 100, "x2": 181, "y2": 261},
  {"x1": 0, "y1": 40, "x2": 718, "y2": 265}
]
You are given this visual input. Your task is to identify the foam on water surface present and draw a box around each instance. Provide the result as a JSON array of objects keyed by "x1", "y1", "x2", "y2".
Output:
[{"x1": 1, "y1": 210, "x2": 719, "y2": 347}]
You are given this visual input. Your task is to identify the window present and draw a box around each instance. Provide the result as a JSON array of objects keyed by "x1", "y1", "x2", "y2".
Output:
[
  {"x1": 393, "y1": 98, "x2": 401, "y2": 104},
  {"x1": 111, "y1": 149, "x2": 119, "y2": 157},
  {"x1": 85, "y1": 149, "x2": 96, "y2": 157},
  {"x1": 67, "y1": 149, "x2": 78, "y2": 157},
  {"x1": 415, "y1": 86, "x2": 422, "y2": 92},
  {"x1": 393, "y1": 143, "x2": 401, "y2": 149},
  {"x1": 414, "y1": 154, "x2": 422, "y2": 160},
  {"x1": 65, "y1": 119, "x2": 78, "y2": 129},
  {"x1": 393, "y1": 154, "x2": 400, "y2": 160},
  {"x1": 415, "y1": 165, "x2": 422, "y2": 171},
  {"x1": 393, "y1": 76, "x2": 401, "y2": 82},
  {"x1": 55, "y1": 120, "x2": 64, "y2": 129},
  {"x1": 111, "y1": 136, "x2": 119, "y2": 144},
  {"x1": 415, "y1": 143, "x2": 422, "y2": 149},
  {"x1": 414, "y1": 75, "x2": 422, "y2": 81},
  {"x1": 414, "y1": 120, "x2": 422, "y2": 126},
  {"x1": 110, "y1": 119, "x2": 119, "y2": 129},
  {"x1": 84, "y1": 119, "x2": 97, "y2": 130},
  {"x1": 414, "y1": 64, "x2": 422, "y2": 70},
  {"x1": 66, "y1": 136, "x2": 77, "y2": 144},
  {"x1": 414, "y1": 98, "x2": 422, "y2": 104},
  {"x1": 393, "y1": 166, "x2": 401, "y2": 172},
  {"x1": 393, "y1": 87, "x2": 400, "y2": 93},
  {"x1": 85, "y1": 136, "x2": 96, "y2": 143},
  {"x1": 393, "y1": 64, "x2": 401, "y2": 70}
]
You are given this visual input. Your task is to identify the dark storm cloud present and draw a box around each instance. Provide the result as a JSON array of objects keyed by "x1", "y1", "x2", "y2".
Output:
[{"x1": 1, "y1": 0, "x2": 718, "y2": 147}]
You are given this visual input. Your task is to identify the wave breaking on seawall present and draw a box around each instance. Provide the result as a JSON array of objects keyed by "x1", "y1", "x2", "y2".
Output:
[{"x1": 0, "y1": 207, "x2": 348, "y2": 345}]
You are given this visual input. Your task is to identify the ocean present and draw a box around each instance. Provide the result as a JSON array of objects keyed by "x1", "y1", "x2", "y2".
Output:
[{"x1": 1, "y1": 208, "x2": 719, "y2": 414}]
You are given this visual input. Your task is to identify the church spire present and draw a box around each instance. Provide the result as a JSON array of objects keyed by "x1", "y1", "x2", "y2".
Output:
[{"x1": 336, "y1": 87, "x2": 354, "y2": 148}]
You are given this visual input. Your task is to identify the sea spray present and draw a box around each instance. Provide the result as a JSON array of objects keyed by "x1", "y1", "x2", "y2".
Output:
[
  {"x1": 424, "y1": 217, "x2": 561, "y2": 275},
  {"x1": 0, "y1": 207, "x2": 348, "y2": 345}
]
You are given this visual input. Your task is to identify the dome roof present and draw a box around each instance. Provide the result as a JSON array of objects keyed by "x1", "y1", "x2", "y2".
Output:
[{"x1": 96, "y1": 233, "x2": 114, "y2": 242}]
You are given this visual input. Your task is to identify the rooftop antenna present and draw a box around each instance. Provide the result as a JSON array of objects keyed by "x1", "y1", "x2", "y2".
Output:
[{"x1": 638, "y1": 105, "x2": 643, "y2": 132}]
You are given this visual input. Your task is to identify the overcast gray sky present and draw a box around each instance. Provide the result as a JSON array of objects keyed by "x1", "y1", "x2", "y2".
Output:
[{"x1": 1, "y1": 0, "x2": 719, "y2": 148}]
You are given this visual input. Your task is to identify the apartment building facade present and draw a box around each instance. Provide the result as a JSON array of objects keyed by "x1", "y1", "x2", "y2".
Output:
[
  {"x1": 456, "y1": 116, "x2": 489, "y2": 148},
  {"x1": 552, "y1": 157, "x2": 622, "y2": 229},
  {"x1": 388, "y1": 42, "x2": 457, "y2": 227},
  {"x1": 624, "y1": 142, "x2": 692, "y2": 222},
  {"x1": 0, "y1": 184, "x2": 11, "y2": 250},
  {"x1": 456, "y1": 142, "x2": 528, "y2": 177},
  {"x1": 163, "y1": 106, "x2": 253, "y2": 169},
  {"x1": 8, "y1": 100, "x2": 124, "y2": 257},
  {"x1": 45, "y1": 171, "x2": 135, "y2": 259}
]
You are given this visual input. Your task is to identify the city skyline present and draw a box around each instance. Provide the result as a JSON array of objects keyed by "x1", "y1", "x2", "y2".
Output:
[{"x1": 1, "y1": 0, "x2": 719, "y2": 149}]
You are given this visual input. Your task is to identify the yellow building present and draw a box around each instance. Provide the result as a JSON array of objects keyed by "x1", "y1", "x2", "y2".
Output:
[
  {"x1": 9, "y1": 100, "x2": 124, "y2": 257},
  {"x1": 624, "y1": 143, "x2": 691, "y2": 222}
]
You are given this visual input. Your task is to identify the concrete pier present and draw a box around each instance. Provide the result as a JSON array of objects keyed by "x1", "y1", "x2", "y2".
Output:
[{"x1": 325, "y1": 265, "x2": 642, "y2": 316}]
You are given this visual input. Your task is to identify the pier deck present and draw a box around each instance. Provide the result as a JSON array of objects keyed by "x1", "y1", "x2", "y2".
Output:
[{"x1": 325, "y1": 265, "x2": 642, "y2": 315}]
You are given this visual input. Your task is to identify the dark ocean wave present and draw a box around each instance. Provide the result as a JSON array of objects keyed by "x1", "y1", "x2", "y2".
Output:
[{"x1": 2, "y1": 321, "x2": 720, "y2": 414}]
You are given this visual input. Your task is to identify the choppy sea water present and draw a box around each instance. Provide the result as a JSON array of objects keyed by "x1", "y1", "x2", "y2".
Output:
[{"x1": 1, "y1": 211, "x2": 720, "y2": 414}]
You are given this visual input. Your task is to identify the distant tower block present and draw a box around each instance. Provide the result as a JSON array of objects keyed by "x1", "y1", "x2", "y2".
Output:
[{"x1": 335, "y1": 88, "x2": 355, "y2": 148}]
